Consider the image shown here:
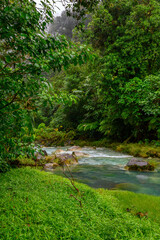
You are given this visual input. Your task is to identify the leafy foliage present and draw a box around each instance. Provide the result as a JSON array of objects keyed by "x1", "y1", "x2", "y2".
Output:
[
  {"x1": 0, "y1": 0, "x2": 92, "y2": 168},
  {"x1": 34, "y1": 123, "x2": 76, "y2": 146},
  {"x1": 46, "y1": 0, "x2": 160, "y2": 142},
  {"x1": 1, "y1": 0, "x2": 160, "y2": 170}
]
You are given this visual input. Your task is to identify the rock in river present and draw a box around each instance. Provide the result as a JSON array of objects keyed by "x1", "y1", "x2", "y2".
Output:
[
  {"x1": 54, "y1": 149, "x2": 65, "y2": 154},
  {"x1": 73, "y1": 151, "x2": 90, "y2": 158},
  {"x1": 68, "y1": 146, "x2": 82, "y2": 151},
  {"x1": 44, "y1": 152, "x2": 78, "y2": 170},
  {"x1": 126, "y1": 158, "x2": 154, "y2": 171},
  {"x1": 55, "y1": 153, "x2": 78, "y2": 166}
]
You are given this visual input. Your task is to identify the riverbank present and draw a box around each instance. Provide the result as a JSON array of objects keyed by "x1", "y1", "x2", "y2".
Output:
[
  {"x1": 73, "y1": 140, "x2": 160, "y2": 159},
  {"x1": 34, "y1": 127, "x2": 160, "y2": 160},
  {"x1": 0, "y1": 167, "x2": 160, "y2": 239}
]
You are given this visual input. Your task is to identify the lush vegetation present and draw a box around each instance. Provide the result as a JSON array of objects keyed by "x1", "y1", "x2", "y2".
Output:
[
  {"x1": 43, "y1": 0, "x2": 160, "y2": 144},
  {"x1": 1, "y1": 1, "x2": 160, "y2": 238},
  {"x1": 0, "y1": 0, "x2": 93, "y2": 171},
  {"x1": 1, "y1": 0, "x2": 160, "y2": 171},
  {"x1": 1, "y1": 168, "x2": 160, "y2": 239}
]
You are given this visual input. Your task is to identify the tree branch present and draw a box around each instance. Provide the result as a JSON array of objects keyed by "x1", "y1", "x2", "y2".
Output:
[{"x1": 0, "y1": 91, "x2": 20, "y2": 110}]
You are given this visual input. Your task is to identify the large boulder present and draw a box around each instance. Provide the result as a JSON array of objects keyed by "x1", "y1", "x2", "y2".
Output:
[{"x1": 126, "y1": 158, "x2": 154, "y2": 171}]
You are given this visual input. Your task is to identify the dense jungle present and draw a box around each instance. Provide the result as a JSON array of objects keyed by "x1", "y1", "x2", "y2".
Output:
[{"x1": 0, "y1": 0, "x2": 160, "y2": 239}]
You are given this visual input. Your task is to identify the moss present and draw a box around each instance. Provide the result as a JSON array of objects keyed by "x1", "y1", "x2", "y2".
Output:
[
  {"x1": 15, "y1": 155, "x2": 51, "y2": 167},
  {"x1": 45, "y1": 155, "x2": 55, "y2": 163},
  {"x1": 125, "y1": 163, "x2": 155, "y2": 171},
  {"x1": 113, "y1": 143, "x2": 160, "y2": 159}
]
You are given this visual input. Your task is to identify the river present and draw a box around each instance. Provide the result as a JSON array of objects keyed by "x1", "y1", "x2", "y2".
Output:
[{"x1": 43, "y1": 146, "x2": 160, "y2": 196}]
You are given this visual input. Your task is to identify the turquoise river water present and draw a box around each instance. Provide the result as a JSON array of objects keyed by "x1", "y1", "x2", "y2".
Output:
[{"x1": 43, "y1": 146, "x2": 160, "y2": 196}]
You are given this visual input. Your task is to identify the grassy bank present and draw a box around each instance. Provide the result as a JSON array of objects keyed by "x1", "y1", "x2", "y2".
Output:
[
  {"x1": 98, "y1": 189, "x2": 160, "y2": 225},
  {"x1": 0, "y1": 168, "x2": 160, "y2": 239}
]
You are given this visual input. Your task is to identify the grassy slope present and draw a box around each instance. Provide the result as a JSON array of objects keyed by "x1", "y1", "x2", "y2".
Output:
[
  {"x1": 97, "y1": 189, "x2": 160, "y2": 224},
  {"x1": 0, "y1": 168, "x2": 160, "y2": 240}
]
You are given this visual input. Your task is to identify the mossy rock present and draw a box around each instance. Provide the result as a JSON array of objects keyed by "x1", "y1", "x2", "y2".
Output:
[
  {"x1": 45, "y1": 155, "x2": 56, "y2": 163},
  {"x1": 55, "y1": 153, "x2": 78, "y2": 166},
  {"x1": 54, "y1": 149, "x2": 65, "y2": 154},
  {"x1": 68, "y1": 146, "x2": 82, "y2": 151},
  {"x1": 126, "y1": 159, "x2": 155, "y2": 171},
  {"x1": 73, "y1": 151, "x2": 90, "y2": 158}
]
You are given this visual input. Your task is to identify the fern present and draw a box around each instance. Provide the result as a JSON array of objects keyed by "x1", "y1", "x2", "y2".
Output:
[{"x1": 77, "y1": 122, "x2": 99, "y2": 132}]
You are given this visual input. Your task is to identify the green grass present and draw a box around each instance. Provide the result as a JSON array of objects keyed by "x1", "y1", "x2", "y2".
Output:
[
  {"x1": 98, "y1": 189, "x2": 160, "y2": 224},
  {"x1": 0, "y1": 168, "x2": 160, "y2": 240}
]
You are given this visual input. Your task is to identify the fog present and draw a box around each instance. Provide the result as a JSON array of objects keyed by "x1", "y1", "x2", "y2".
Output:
[{"x1": 35, "y1": 0, "x2": 65, "y2": 16}]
